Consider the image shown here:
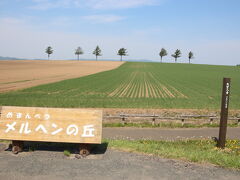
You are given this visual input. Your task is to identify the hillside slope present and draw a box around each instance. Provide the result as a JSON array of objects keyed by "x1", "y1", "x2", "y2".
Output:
[
  {"x1": 0, "y1": 62, "x2": 239, "y2": 109},
  {"x1": 0, "y1": 60, "x2": 124, "y2": 92}
]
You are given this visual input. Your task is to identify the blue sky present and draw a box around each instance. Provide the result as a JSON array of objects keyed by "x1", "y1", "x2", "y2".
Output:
[{"x1": 0, "y1": 0, "x2": 240, "y2": 65}]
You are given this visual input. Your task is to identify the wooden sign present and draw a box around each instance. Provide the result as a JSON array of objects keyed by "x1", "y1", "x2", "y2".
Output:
[{"x1": 0, "y1": 106, "x2": 102, "y2": 144}]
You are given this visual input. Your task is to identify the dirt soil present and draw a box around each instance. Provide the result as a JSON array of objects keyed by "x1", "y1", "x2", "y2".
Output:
[
  {"x1": 0, "y1": 144, "x2": 239, "y2": 180},
  {"x1": 0, "y1": 60, "x2": 124, "y2": 92}
]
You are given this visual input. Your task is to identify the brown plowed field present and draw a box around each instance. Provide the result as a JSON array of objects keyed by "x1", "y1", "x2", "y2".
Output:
[{"x1": 0, "y1": 60, "x2": 124, "y2": 92}]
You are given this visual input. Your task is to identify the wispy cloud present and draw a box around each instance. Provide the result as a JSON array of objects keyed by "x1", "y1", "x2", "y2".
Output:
[
  {"x1": 85, "y1": 0, "x2": 158, "y2": 10},
  {"x1": 29, "y1": 0, "x2": 72, "y2": 10},
  {"x1": 0, "y1": 17, "x2": 25, "y2": 24},
  {"x1": 82, "y1": 14, "x2": 125, "y2": 23},
  {"x1": 1, "y1": 16, "x2": 240, "y2": 65},
  {"x1": 29, "y1": 0, "x2": 159, "y2": 10}
]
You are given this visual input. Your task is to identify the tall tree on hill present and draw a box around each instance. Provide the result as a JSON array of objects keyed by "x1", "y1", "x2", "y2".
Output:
[
  {"x1": 117, "y1": 48, "x2": 128, "y2": 61},
  {"x1": 75, "y1": 47, "x2": 84, "y2": 60},
  {"x1": 171, "y1": 49, "x2": 181, "y2": 63},
  {"x1": 45, "y1": 46, "x2": 53, "y2": 60},
  {"x1": 93, "y1": 46, "x2": 102, "y2": 61},
  {"x1": 159, "y1": 48, "x2": 167, "y2": 63},
  {"x1": 188, "y1": 51, "x2": 194, "y2": 64}
]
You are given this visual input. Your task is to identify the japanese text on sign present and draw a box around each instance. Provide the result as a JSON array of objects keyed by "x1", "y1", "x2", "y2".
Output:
[{"x1": 0, "y1": 106, "x2": 102, "y2": 144}]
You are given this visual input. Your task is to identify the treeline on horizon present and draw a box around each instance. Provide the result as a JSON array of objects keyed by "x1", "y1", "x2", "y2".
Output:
[{"x1": 45, "y1": 46, "x2": 194, "y2": 63}]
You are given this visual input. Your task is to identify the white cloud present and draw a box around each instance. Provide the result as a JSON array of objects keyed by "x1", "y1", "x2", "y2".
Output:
[
  {"x1": 0, "y1": 17, "x2": 25, "y2": 24},
  {"x1": 0, "y1": 16, "x2": 159, "y2": 60},
  {"x1": 85, "y1": 0, "x2": 158, "y2": 10},
  {"x1": 82, "y1": 14, "x2": 124, "y2": 23},
  {"x1": 29, "y1": 0, "x2": 159, "y2": 10},
  {"x1": 30, "y1": 0, "x2": 72, "y2": 10}
]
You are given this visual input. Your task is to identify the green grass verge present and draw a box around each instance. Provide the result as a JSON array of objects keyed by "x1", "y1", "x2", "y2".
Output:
[
  {"x1": 0, "y1": 62, "x2": 240, "y2": 109},
  {"x1": 1, "y1": 138, "x2": 239, "y2": 168},
  {"x1": 105, "y1": 139, "x2": 240, "y2": 169},
  {"x1": 103, "y1": 122, "x2": 239, "y2": 128}
]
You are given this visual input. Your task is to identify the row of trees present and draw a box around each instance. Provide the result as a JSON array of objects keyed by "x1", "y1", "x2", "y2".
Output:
[
  {"x1": 45, "y1": 46, "x2": 127, "y2": 61},
  {"x1": 45, "y1": 46, "x2": 194, "y2": 63},
  {"x1": 159, "y1": 48, "x2": 194, "y2": 64}
]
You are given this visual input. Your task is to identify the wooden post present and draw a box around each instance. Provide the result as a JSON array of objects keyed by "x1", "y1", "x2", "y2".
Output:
[
  {"x1": 152, "y1": 117, "x2": 155, "y2": 126},
  {"x1": 12, "y1": 140, "x2": 24, "y2": 154},
  {"x1": 209, "y1": 118, "x2": 213, "y2": 125},
  {"x1": 217, "y1": 78, "x2": 231, "y2": 149},
  {"x1": 181, "y1": 119, "x2": 185, "y2": 126},
  {"x1": 121, "y1": 115, "x2": 126, "y2": 125}
]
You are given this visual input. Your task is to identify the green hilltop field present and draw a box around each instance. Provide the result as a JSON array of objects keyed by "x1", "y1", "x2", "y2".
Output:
[{"x1": 0, "y1": 62, "x2": 239, "y2": 109}]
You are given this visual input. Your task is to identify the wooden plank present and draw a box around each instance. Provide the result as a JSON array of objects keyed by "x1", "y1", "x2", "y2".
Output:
[
  {"x1": 119, "y1": 114, "x2": 158, "y2": 117},
  {"x1": 0, "y1": 106, "x2": 102, "y2": 144},
  {"x1": 180, "y1": 115, "x2": 217, "y2": 118}
]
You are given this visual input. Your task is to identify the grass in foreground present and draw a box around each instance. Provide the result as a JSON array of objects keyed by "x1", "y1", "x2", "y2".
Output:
[
  {"x1": 1, "y1": 139, "x2": 239, "y2": 168},
  {"x1": 0, "y1": 62, "x2": 240, "y2": 109},
  {"x1": 103, "y1": 122, "x2": 239, "y2": 128},
  {"x1": 105, "y1": 139, "x2": 240, "y2": 169}
]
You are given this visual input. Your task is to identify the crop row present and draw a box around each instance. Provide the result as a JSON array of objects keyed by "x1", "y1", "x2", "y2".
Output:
[{"x1": 108, "y1": 71, "x2": 187, "y2": 99}]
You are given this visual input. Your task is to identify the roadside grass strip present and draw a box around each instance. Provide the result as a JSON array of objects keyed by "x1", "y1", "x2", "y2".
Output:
[
  {"x1": 0, "y1": 138, "x2": 239, "y2": 169},
  {"x1": 105, "y1": 139, "x2": 240, "y2": 169}
]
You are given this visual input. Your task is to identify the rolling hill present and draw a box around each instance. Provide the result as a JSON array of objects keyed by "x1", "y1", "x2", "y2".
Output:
[{"x1": 0, "y1": 62, "x2": 239, "y2": 109}]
